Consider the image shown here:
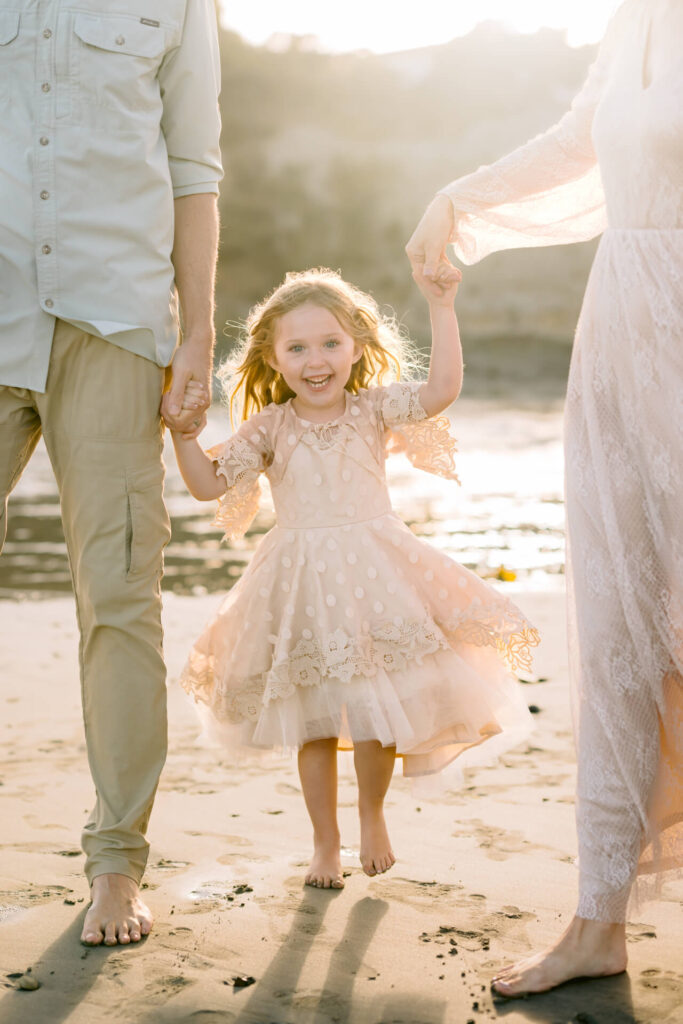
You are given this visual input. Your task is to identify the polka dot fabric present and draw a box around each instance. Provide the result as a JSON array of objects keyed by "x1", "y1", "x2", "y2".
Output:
[{"x1": 181, "y1": 383, "x2": 539, "y2": 777}]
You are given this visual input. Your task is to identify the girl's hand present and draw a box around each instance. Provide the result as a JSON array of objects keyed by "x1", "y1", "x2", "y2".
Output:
[
  {"x1": 412, "y1": 262, "x2": 462, "y2": 307},
  {"x1": 181, "y1": 379, "x2": 209, "y2": 412}
]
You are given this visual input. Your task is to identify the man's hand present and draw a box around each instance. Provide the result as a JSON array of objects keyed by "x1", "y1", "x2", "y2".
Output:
[
  {"x1": 406, "y1": 194, "x2": 459, "y2": 300},
  {"x1": 161, "y1": 338, "x2": 212, "y2": 440}
]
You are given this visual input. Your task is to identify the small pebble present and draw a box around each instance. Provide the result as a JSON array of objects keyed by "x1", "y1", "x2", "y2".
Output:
[
  {"x1": 18, "y1": 976, "x2": 40, "y2": 991},
  {"x1": 228, "y1": 975, "x2": 255, "y2": 989},
  {"x1": 528, "y1": 704, "x2": 541, "y2": 714}
]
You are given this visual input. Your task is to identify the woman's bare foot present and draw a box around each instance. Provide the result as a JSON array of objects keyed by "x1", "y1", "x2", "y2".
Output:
[
  {"x1": 80, "y1": 873, "x2": 153, "y2": 946},
  {"x1": 359, "y1": 807, "x2": 396, "y2": 877},
  {"x1": 491, "y1": 916, "x2": 627, "y2": 997},
  {"x1": 305, "y1": 838, "x2": 344, "y2": 889}
]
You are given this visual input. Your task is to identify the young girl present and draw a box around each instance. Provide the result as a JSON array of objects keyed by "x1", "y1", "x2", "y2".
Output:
[{"x1": 172, "y1": 266, "x2": 539, "y2": 890}]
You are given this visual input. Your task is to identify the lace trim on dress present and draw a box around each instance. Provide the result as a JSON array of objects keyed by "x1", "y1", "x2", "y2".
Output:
[
  {"x1": 180, "y1": 606, "x2": 539, "y2": 723},
  {"x1": 381, "y1": 382, "x2": 460, "y2": 483},
  {"x1": 386, "y1": 417, "x2": 460, "y2": 483},
  {"x1": 207, "y1": 439, "x2": 266, "y2": 541}
]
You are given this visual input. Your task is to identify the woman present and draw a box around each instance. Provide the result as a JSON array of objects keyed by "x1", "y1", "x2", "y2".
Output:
[{"x1": 406, "y1": 0, "x2": 682, "y2": 996}]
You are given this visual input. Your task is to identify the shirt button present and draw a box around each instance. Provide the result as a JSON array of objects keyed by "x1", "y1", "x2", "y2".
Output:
[
  {"x1": 40, "y1": 136, "x2": 50, "y2": 146},
  {"x1": 41, "y1": 82, "x2": 51, "y2": 93},
  {"x1": 40, "y1": 190, "x2": 50, "y2": 200},
  {"x1": 45, "y1": 299, "x2": 54, "y2": 308},
  {"x1": 115, "y1": 35, "x2": 125, "y2": 45},
  {"x1": 43, "y1": 28, "x2": 52, "y2": 39},
  {"x1": 42, "y1": 245, "x2": 52, "y2": 255}
]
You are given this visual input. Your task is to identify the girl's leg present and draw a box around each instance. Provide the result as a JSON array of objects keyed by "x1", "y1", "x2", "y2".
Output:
[
  {"x1": 354, "y1": 741, "x2": 396, "y2": 877},
  {"x1": 298, "y1": 738, "x2": 344, "y2": 889}
]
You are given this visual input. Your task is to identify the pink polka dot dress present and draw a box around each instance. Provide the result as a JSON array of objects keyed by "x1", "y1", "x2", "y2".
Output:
[{"x1": 181, "y1": 382, "x2": 539, "y2": 777}]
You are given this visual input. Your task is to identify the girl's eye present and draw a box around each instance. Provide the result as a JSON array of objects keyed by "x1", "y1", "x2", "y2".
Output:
[
  {"x1": 289, "y1": 345, "x2": 304, "y2": 353},
  {"x1": 325, "y1": 339, "x2": 338, "y2": 348}
]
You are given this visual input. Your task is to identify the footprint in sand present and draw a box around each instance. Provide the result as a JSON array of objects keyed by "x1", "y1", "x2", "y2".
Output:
[
  {"x1": 0, "y1": 883, "x2": 72, "y2": 908},
  {"x1": 637, "y1": 969, "x2": 683, "y2": 1017},
  {"x1": 626, "y1": 922, "x2": 657, "y2": 943},
  {"x1": 375, "y1": 877, "x2": 462, "y2": 911},
  {"x1": 275, "y1": 782, "x2": 301, "y2": 796}
]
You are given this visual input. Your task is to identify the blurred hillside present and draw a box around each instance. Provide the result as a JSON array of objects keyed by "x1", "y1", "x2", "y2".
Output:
[{"x1": 215, "y1": 24, "x2": 601, "y2": 395}]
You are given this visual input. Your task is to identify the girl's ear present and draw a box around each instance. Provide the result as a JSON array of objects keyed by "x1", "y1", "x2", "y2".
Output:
[
  {"x1": 351, "y1": 342, "x2": 364, "y2": 365},
  {"x1": 266, "y1": 352, "x2": 279, "y2": 373}
]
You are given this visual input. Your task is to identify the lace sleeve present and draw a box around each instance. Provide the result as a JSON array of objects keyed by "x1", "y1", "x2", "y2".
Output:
[
  {"x1": 379, "y1": 382, "x2": 460, "y2": 483},
  {"x1": 206, "y1": 411, "x2": 274, "y2": 540},
  {"x1": 438, "y1": 5, "x2": 626, "y2": 263}
]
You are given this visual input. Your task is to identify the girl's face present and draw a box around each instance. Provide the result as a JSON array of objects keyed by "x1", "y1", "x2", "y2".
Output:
[{"x1": 270, "y1": 302, "x2": 363, "y2": 421}]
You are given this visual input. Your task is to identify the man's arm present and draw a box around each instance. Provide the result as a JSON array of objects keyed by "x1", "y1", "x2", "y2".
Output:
[
  {"x1": 162, "y1": 194, "x2": 219, "y2": 438},
  {"x1": 158, "y1": 0, "x2": 223, "y2": 438}
]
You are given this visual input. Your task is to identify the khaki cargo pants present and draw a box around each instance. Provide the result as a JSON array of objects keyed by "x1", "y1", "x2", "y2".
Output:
[{"x1": 0, "y1": 320, "x2": 171, "y2": 884}]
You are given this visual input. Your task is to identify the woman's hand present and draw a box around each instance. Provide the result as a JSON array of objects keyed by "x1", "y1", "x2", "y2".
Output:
[{"x1": 406, "y1": 194, "x2": 460, "y2": 300}]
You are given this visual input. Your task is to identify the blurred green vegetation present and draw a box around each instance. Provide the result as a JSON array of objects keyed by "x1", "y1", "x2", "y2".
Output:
[{"x1": 215, "y1": 24, "x2": 600, "y2": 395}]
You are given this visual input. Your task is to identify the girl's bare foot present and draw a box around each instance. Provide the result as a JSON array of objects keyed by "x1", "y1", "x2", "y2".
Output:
[
  {"x1": 491, "y1": 916, "x2": 627, "y2": 997},
  {"x1": 80, "y1": 873, "x2": 153, "y2": 946},
  {"x1": 359, "y1": 807, "x2": 396, "y2": 876},
  {"x1": 305, "y1": 838, "x2": 344, "y2": 889}
]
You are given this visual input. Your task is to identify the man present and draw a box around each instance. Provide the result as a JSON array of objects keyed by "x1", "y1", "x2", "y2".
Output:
[{"x1": 0, "y1": 0, "x2": 222, "y2": 945}]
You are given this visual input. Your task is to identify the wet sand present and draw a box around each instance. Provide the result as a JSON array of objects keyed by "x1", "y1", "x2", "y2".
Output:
[{"x1": 1, "y1": 590, "x2": 681, "y2": 1024}]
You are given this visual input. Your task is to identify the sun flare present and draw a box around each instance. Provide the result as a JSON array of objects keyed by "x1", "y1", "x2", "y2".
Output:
[{"x1": 220, "y1": 0, "x2": 621, "y2": 53}]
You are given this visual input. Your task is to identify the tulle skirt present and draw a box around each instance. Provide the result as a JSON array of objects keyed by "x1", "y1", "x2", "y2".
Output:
[{"x1": 181, "y1": 512, "x2": 539, "y2": 777}]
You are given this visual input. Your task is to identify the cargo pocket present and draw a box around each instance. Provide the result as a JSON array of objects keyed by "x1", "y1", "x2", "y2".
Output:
[{"x1": 125, "y1": 464, "x2": 171, "y2": 581}]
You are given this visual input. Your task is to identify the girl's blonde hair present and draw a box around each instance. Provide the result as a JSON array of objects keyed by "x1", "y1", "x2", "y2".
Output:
[{"x1": 218, "y1": 268, "x2": 419, "y2": 425}]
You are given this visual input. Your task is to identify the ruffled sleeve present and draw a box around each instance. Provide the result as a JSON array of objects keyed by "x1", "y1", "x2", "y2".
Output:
[
  {"x1": 377, "y1": 382, "x2": 460, "y2": 483},
  {"x1": 206, "y1": 409, "x2": 274, "y2": 540},
  {"x1": 438, "y1": 4, "x2": 628, "y2": 264}
]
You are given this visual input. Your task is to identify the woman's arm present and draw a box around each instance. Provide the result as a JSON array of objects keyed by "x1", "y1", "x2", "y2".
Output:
[
  {"x1": 171, "y1": 434, "x2": 227, "y2": 501},
  {"x1": 407, "y1": 5, "x2": 625, "y2": 278}
]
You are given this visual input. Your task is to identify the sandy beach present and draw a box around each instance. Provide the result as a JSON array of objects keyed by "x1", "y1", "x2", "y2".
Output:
[{"x1": 1, "y1": 588, "x2": 681, "y2": 1024}]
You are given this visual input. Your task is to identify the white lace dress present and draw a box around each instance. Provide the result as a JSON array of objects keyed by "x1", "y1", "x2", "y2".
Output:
[
  {"x1": 440, "y1": 0, "x2": 683, "y2": 921},
  {"x1": 181, "y1": 383, "x2": 539, "y2": 778}
]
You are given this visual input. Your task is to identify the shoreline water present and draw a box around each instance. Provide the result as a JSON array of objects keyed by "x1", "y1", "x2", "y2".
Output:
[{"x1": 0, "y1": 398, "x2": 566, "y2": 600}]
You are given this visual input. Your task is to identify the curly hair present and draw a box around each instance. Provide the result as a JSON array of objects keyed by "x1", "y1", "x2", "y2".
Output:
[{"x1": 218, "y1": 268, "x2": 421, "y2": 425}]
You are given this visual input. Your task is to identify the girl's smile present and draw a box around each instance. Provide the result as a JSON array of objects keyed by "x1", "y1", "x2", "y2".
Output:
[{"x1": 270, "y1": 303, "x2": 362, "y2": 422}]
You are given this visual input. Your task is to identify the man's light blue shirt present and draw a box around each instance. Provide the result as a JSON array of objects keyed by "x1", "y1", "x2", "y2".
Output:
[{"x1": 0, "y1": 0, "x2": 223, "y2": 391}]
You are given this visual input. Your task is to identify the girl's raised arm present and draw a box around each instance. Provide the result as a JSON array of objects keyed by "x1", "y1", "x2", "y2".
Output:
[{"x1": 412, "y1": 264, "x2": 463, "y2": 418}]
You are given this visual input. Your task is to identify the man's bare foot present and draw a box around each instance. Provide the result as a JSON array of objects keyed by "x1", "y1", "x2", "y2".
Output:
[
  {"x1": 80, "y1": 873, "x2": 153, "y2": 946},
  {"x1": 491, "y1": 916, "x2": 627, "y2": 997},
  {"x1": 305, "y1": 839, "x2": 344, "y2": 889},
  {"x1": 359, "y1": 807, "x2": 396, "y2": 877}
]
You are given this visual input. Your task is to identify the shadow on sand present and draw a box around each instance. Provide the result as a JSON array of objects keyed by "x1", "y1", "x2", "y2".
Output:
[
  {"x1": 0, "y1": 908, "x2": 125, "y2": 1024},
  {"x1": 228, "y1": 889, "x2": 447, "y2": 1024},
  {"x1": 494, "y1": 970, "x2": 636, "y2": 1024}
]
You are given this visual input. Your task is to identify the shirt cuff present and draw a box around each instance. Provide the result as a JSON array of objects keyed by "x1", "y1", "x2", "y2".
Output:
[{"x1": 172, "y1": 182, "x2": 220, "y2": 199}]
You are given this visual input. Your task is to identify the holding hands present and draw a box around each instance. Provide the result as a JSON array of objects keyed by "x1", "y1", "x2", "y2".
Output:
[
  {"x1": 406, "y1": 193, "x2": 461, "y2": 302},
  {"x1": 161, "y1": 342, "x2": 212, "y2": 439}
]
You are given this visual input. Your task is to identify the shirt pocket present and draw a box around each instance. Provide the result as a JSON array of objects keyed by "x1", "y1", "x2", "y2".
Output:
[
  {"x1": 72, "y1": 12, "x2": 170, "y2": 122},
  {"x1": 0, "y1": 10, "x2": 20, "y2": 106}
]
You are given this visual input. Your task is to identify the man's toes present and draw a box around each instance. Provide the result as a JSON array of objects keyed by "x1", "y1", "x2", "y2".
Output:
[
  {"x1": 139, "y1": 916, "x2": 152, "y2": 936},
  {"x1": 81, "y1": 925, "x2": 103, "y2": 946},
  {"x1": 118, "y1": 923, "x2": 131, "y2": 944},
  {"x1": 104, "y1": 921, "x2": 118, "y2": 946}
]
